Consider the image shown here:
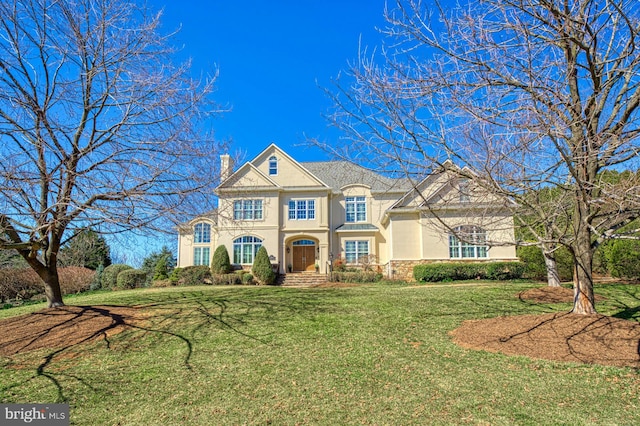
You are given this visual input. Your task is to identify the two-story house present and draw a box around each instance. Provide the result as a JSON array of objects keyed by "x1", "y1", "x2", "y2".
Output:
[{"x1": 176, "y1": 144, "x2": 517, "y2": 280}]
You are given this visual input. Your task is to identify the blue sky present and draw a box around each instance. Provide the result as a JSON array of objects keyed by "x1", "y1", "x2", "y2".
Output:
[{"x1": 150, "y1": 0, "x2": 389, "y2": 163}]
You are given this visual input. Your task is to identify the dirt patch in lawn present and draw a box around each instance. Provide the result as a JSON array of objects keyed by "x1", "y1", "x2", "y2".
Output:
[
  {"x1": 0, "y1": 305, "x2": 146, "y2": 356},
  {"x1": 452, "y1": 286, "x2": 639, "y2": 368}
]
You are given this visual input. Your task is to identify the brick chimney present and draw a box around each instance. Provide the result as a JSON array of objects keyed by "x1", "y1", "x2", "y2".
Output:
[{"x1": 220, "y1": 154, "x2": 233, "y2": 181}]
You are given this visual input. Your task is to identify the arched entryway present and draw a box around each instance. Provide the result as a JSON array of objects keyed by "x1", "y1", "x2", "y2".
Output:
[{"x1": 291, "y1": 239, "x2": 317, "y2": 272}]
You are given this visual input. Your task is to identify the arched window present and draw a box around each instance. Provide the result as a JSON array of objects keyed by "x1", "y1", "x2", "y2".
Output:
[
  {"x1": 194, "y1": 222, "x2": 211, "y2": 243},
  {"x1": 449, "y1": 226, "x2": 488, "y2": 259},
  {"x1": 233, "y1": 236, "x2": 263, "y2": 264},
  {"x1": 268, "y1": 156, "x2": 278, "y2": 175}
]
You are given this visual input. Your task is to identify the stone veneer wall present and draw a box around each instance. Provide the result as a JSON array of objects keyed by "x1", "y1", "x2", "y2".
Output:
[{"x1": 389, "y1": 260, "x2": 425, "y2": 282}]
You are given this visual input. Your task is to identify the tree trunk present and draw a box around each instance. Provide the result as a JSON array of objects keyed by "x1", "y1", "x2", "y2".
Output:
[
  {"x1": 25, "y1": 255, "x2": 65, "y2": 308},
  {"x1": 42, "y1": 267, "x2": 65, "y2": 308},
  {"x1": 543, "y1": 251, "x2": 561, "y2": 287},
  {"x1": 571, "y1": 227, "x2": 596, "y2": 314}
]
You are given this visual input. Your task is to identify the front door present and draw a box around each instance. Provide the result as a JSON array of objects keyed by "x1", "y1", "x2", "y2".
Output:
[{"x1": 292, "y1": 240, "x2": 316, "y2": 272}]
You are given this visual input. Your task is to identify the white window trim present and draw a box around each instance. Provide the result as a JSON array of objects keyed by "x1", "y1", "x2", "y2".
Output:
[
  {"x1": 233, "y1": 236, "x2": 263, "y2": 265},
  {"x1": 449, "y1": 226, "x2": 488, "y2": 259},
  {"x1": 345, "y1": 196, "x2": 367, "y2": 223},
  {"x1": 268, "y1": 156, "x2": 278, "y2": 176},
  {"x1": 233, "y1": 199, "x2": 264, "y2": 221},
  {"x1": 344, "y1": 240, "x2": 369, "y2": 264},
  {"x1": 288, "y1": 199, "x2": 316, "y2": 220}
]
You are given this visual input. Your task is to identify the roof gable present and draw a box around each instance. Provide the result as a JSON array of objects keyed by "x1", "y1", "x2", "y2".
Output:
[
  {"x1": 251, "y1": 144, "x2": 327, "y2": 188},
  {"x1": 217, "y1": 162, "x2": 279, "y2": 191}
]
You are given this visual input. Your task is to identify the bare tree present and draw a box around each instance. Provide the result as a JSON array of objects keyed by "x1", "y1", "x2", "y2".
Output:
[
  {"x1": 0, "y1": 0, "x2": 223, "y2": 307},
  {"x1": 321, "y1": 0, "x2": 640, "y2": 314}
]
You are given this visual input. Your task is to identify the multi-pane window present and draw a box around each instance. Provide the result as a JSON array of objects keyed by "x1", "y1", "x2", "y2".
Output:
[
  {"x1": 288, "y1": 199, "x2": 315, "y2": 220},
  {"x1": 233, "y1": 236, "x2": 263, "y2": 264},
  {"x1": 459, "y1": 179, "x2": 471, "y2": 203},
  {"x1": 449, "y1": 226, "x2": 488, "y2": 259},
  {"x1": 345, "y1": 240, "x2": 369, "y2": 264},
  {"x1": 193, "y1": 247, "x2": 210, "y2": 266},
  {"x1": 193, "y1": 222, "x2": 211, "y2": 243},
  {"x1": 345, "y1": 196, "x2": 366, "y2": 222},
  {"x1": 269, "y1": 156, "x2": 278, "y2": 175},
  {"x1": 233, "y1": 199, "x2": 263, "y2": 220}
]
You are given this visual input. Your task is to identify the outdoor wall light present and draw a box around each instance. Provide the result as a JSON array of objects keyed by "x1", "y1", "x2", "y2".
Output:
[{"x1": 286, "y1": 246, "x2": 290, "y2": 253}]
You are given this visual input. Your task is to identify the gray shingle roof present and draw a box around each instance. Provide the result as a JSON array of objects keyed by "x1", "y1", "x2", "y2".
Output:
[
  {"x1": 335, "y1": 223, "x2": 379, "y2": 232},
  {"x1": 301, "y1": 161, "x2": 411, "y2": 193}
]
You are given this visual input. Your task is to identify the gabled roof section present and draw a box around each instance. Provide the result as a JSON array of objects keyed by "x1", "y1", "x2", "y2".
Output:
[
  {"x1": 227, "y1": 143, "x2": 328, "y2": 190},
  {"x1": 217, "y1": 162, "x2": 280, "y2": 192},
  {"x1": 301, "y1": 161, "x2": 412, "y2": 194},
  {"x1": 390, "y1": 160, "x2": 459, "y2": 209}
]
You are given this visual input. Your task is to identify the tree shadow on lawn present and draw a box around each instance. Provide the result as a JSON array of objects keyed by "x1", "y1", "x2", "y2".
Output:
[
  {"x1": 452, "y1": 285, "x2": 640, "y2": 369},
  {"x1": 0, "y1": 288, "x2": 332, "y2": 402}
]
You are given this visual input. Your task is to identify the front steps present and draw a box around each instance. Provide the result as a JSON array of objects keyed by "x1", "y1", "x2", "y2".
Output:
[{"x1": 277, "y1": 272, "x2": 327, "y2": 287}]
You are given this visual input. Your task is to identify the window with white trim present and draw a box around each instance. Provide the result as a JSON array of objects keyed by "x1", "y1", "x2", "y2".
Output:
[
  {"x1": 345, "y1": 240, "x2": 369, "y2": 264},
  {"x1": 193, "y1": 247, "x2": 210, "y2": 266},
  {"x1": 288, "y1": 199, "x2": 315, "y2": 220},
  {"x1": 233, "y1": 236, "x2": 263, "y2": 264},
  {"x1": 449, "y1": 226, "x2": 488, "y2": 259},
  {"x1": 193, "y1": 222, "x2": 211, "y2": 243},
  {"x1": 269, "y1": 156, "x2": 278, "y2": 175},
  {"x1": 345, "y1": 196, "x2": 366, "y2": 222},
  {"x1": 459, "y1": 179, "x2": 471, "y2": 203},
  {"x1": 233, "y1": 199, "x2": 263, "y2": 220}
]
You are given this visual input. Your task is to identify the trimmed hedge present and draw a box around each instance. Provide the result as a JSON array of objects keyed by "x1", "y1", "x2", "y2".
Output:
[
  {"x1": 331, "y1": 271, "x2": 382, "y2": 283},
  {"x1": 101, "y1": 264, "x2": 133, "y2": 289},
  {"x1": 172, "y1": 266, "x2": 212, "y2": 286},
  {"x1": 413, "y1": 262, "x2": 524, "y2": 283},
  {"x1": 116, "y1": 269, "x2": 148, "y2": 290}
]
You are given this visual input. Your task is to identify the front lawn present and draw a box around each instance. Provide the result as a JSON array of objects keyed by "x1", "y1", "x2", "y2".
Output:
[{"x1": 1, "y1": 282, "x2": 638, "y2": 425}]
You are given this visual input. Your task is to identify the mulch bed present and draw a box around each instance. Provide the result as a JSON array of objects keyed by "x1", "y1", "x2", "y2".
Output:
[
  {"x1": 452, "y1": 286, "x2": 639, "y2": 368},
  {"x1": 0, "y1": 305, "x2": 144, "y2": 356}
]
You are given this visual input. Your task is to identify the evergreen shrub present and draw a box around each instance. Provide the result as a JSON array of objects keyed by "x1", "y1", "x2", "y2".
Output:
[
  {"x1": 176, "y1": 265, "x2": 212, "y2": 286},
  {"x1": 116, "y1": 269, "x2": 148, "y2": 289},
  {"x1": 101, "y1": 264, "x2": 133, "y2": 289},
  {"x1": 516, "y1": 245, "x2": 574, "y2": 281},
  {"x1": 332, "y1": 271, "x2": 382, "y2": 283},
  {"x1": 211, "y1": 245, "x2": 232, "y2": 274},
  {"x1": 604, "y1": 239, "x2": 640, "y2": 279},
  {"x1": 252, "y1": 246, "x2": 276, "y2": 285},
  {"x1": 413, "y1": 261, "x2": 524, "y2": 283}
]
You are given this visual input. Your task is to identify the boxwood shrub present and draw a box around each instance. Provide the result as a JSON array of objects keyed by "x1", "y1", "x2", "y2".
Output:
[
  {"x1": 116, "y1": 269, "x2": 148, "y2": 290},
  {"x1": 212, "y1": 273, "x2": 243, "y2": 285},
  {"x1": 413, "y1": 261, "x2": 524, "y2": 283},
  {"x1": 101, "y1": 264, "x2": 133, "y2": 289},
  {"x1": 175, "y1": 265, "x2": 212, "y2": 286}
]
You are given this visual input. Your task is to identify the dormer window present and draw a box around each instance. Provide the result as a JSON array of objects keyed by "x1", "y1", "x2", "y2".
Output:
[
  {"x1": 459, "y1": 179, "x2": 471, "y2": 203},
  {"x1": 269, "y1": 156, "x2": 278, "y2": 175}
]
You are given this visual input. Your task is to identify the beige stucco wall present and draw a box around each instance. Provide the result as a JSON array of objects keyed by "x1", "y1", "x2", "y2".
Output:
[
  {"x1": 176, "y1": 218, "x2": 217, "y2": 268},
  {"x1": 253, "y1": 150, "x2": 323, "y2": 188}
]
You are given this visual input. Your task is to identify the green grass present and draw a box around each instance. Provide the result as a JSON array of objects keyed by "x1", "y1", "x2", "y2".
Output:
[{"x1": 1, "y1": 281, "x2": 639, "y2": 425}]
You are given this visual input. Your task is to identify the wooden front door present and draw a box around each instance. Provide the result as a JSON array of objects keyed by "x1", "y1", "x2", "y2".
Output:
[{"x1": 292, "y1": 245, "x2": 315, "y2": 272}]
